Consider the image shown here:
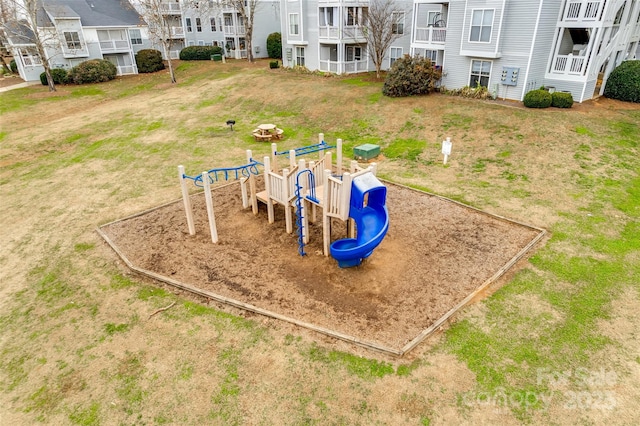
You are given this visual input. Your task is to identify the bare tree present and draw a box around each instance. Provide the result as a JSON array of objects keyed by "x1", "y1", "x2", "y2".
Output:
[
  {"x1": 360, "y1": 0, "x2": 405, "y2": 79},
  {"x1": 131, "y1": 0, "x2": 181, "y2": 83},
  {"x1": 218, "y1": 0, "x2": 260, "y2": 62},
  {"x1": 0, "y1": 0, "x2": 58, "y2": 91}
]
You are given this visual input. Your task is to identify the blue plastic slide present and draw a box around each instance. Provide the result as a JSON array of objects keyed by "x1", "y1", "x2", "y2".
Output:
[{"x1": 330, "y1": 173, "x2": 389, "y2": 268}]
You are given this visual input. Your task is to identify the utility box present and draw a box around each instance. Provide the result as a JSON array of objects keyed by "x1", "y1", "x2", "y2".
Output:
[
  {"x1": 501, "y1": 67, "x2": 520, "y2": 86},
  {"x1": 354, "y1": 144, "x2": 380, "y2": 161}
]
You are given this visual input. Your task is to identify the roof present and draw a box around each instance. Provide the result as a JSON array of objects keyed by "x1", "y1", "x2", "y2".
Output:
[
  {"x1": 4, "y1": 20, "x2": 36, "y2": 45},
  {"x1": 39, "y1": 0, "x2": 141, "y2": 27}
]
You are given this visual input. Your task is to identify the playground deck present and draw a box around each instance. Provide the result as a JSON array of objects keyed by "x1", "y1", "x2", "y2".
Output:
[{"x1": 98, "y1": 180, "x2": 545, "y2": 356}]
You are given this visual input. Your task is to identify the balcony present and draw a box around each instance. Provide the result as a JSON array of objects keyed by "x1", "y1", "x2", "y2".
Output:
[
  {"x1": 342, "y1": 25, "x2": 366, "y2": 41},
  {"x1": 319, "y1": 59, "x2": 368, "y2": 74},
  {"x1": 562, "y1": 0, "x2": 603, "y2": 22},
  {"x1": 62, "y1": 46, "x2": 89, "y2": 59},
  {"x1": 224, "y1": 25, "x2": 246, "y2": 36},
  {"x1": 116, "y1": 65, "x2": 137, "y2": 75},
  {"x1": 551, "y1": 53, "x2": 587, "y2": 76},
  {"x1": 160, "y1": 2, "x2": 182, "y2": 14},
  {"x1": 414, "y1": 27, "x2": 447, "y2": 45},
  {"x1": 171, "y1": 26, "x2": 184, "y2": 38},
  {"x1": 319, "y1": 26, "x2": 340, "y2": 40},
  {"x1": 99, "y1": 40, "x2": 130, "y2": 53}
]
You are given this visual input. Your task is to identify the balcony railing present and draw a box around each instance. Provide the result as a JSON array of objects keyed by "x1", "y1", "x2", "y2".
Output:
[
  {"x1": 563, "y1": 0, "x2": 603, "y2": 22},
  {"x1": 99, "y1": 40, "x2": 130, "y2": 53},
  {"x1": 169, "y1": 50, "x2": 180, "y2": 59},
  {"x1": 319, "y1": 26, "x2": 340, "y2": 39},
  {"x1": 116, "y1": 65, "x2": 137, "y2": 75},
  {"x1": 160, "y1": 2, "x2": 181, "y2": 14},
  {"x1": 342, "y1": 25, "x2": 365, "y2": 40},
  {"x1": 319, "y1": 60, "x2": 339, "y2": 73},
  {"x1": 22, "y1": 56, "x2": 42, "y2": 66},
  {"x1": 552, "y1": 53, "x2": 587, "y2": 75},
  {"x1": 318, "y1": 59, "x2": 367, "y2": 74},
  {"x1": 62, "y1": 46, "x2": 89, "y2": 58},
  {"x1": 224, "y1": 25, "x2": 246, "y2": 35},
  {"x1": 414, "y1": 27, "x2": 447, "y2": 44},
  {"x1": 171, "y1": 26, "x2": 184, "y2": 37},
  {"x1": 343, "y1": 60, "x2": 368, "y2": 74}
]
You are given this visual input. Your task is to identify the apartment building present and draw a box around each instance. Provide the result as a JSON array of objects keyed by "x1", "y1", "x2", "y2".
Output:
[
  {"x1": 279, "y1": 0, "x2": 413, "y2": 73},
  {"x1": 154, "y1": 1, "x2": 281, "y2": 60},
  {"x1": 4, "y1": 0, "x2": 146, "y2": 82},
  {"x1": 280, "y1": 0, "x2": 640, "y2": 102}
]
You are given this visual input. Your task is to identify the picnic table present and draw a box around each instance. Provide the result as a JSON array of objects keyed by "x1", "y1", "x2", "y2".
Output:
[{"x1": 253, "y1": 123, "x2": 284, "y2": 141}]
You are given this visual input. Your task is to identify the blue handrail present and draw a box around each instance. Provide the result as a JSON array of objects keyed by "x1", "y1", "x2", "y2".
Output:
[
  {"x1": 294, "y1": 169, "x2": 318, "y2": 256},
  {"x1": 182, "y1": 159, "x2": 263, "y2": 187},
  {"x1": 274, "y1": 141, "x2": 335, "y2": 158}
]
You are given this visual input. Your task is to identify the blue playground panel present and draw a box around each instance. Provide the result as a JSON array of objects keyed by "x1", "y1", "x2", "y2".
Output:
[{"x1": 330, "y1": 173, "x2": 389, "y2": 268}]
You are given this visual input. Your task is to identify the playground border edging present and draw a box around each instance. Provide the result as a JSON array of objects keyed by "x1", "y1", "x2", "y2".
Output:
[{"x1": 97, "y1": 180, "x2": 546, "y2": 357}]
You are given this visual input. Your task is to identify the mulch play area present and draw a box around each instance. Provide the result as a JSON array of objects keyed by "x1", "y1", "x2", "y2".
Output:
[{"x1": 98, "y1": 180, "x2": 545, "y2": 356}]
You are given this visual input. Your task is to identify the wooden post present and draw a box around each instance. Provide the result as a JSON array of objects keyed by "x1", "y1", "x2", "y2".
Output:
[
  {"x1": 325, "y1": 152, "x2": 332, "y2": 175},
  {"x1": 350, "y1": 160, "x2": 358, "y2": 173},
  {"x1": 270, "y1": 142, "x2": 278, "y2": 171},
  {"x1": 289, "y1": 149, "x2": 296, "y2": 170},
  {"x1": 318, "y1": 133, "x2": 324, "y2": 145},
  {"x1": 336, "y1": 138, "x2": 343, "y2": 176},
  {"x1": 283, "y1": 168, "x2": 292, "y2": 234},
  {"x1": 178, "y1": 165, "x2": 195, "y2": 235},
  {"x1": 240, "y1": 177, "x2": 248, "y2": 208},
  {"x1": 246, "y1": 150, "x2": 258, "y2": 214},
  {"x1": 264, "y1": 156, "x2": 275, "y2": 224},
  {"x1": 322, "y1": 168, "x2": 331, "y2": 256},
  {"x1": 370, "y1": 162, "x2": 378, "y2": 176},
  {"x1": 341, "y1": 172, "x2": 353, "y2": 222},
  {"x1": 202, "y1": 171, "x2": 218, "y2": 243}
]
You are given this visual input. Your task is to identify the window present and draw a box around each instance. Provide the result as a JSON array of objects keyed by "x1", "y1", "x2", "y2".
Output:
[
  {"x1": 64, "y1": 31, "x2": 81, "y2": 49},
  {"x1": 188, "y1": 40, "x2": 196, "y2": 46},
  {"x1": 470, "y1": 60, "x2": 491, "y2": 88},
  {"x1": 289, "y1": 13, "x2": 299, "y2": 35},
  {"x1": 186, "y1": 18, "x2": 193, "y2": 33},
  {"x1": 425, "y1": 49, "x2": 437, "y2": 63},
  {"x1": 319, "y1": 7, "x2": 335, "y2": 26},
  {"x1": 392, "y1": 12, "x2": 404, "y2": 35},
  {"x1": 129, "y1": 29, "x2": 142, "y2": 45},
  {"x1": 196, "y1": 18, "x2": 202, "y2": 32},
  {"x1": 470, "y1": 9, "x2": 494, "y2": 42},
  {"x1": 296, "y1": 46, "x2": 305, "y2": 66},
  {"x1": 197, "y1": 40, "x2": 205, "y2": 46},
  {"x1": 346, "y1": 7, "x2": 360, "y2": 26},
  {"x1": 210, "y1": 17, "x2": 216, "y2": 31},
  {"x1": 346, "y1": 46, "x2": 362, "y2": 61},
  {"x1": 390, "y1": 47, "x2": 402, "y2": 66}
]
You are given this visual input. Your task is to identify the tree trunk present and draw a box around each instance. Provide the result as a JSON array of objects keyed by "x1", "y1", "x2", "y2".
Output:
[
  {"x1": 246, "y1": 29, "x2": 253, "y2": 62},
  {"x1": 163, "y1": 43, "x2": 177, "y2": 83}
]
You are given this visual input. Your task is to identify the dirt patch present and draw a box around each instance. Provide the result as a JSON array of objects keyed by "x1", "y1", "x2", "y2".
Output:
[{"x1": 99, "y1": 179, "x2": 544, "y2": 355}]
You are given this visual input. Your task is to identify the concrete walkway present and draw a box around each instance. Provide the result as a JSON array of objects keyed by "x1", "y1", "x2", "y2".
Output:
[{"x1": 0, "y1": 81, "x2": 40, "y2": 92}]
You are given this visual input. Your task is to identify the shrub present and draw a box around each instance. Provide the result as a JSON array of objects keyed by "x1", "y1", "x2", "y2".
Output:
[
  {"x1": 523, "y1": 89, "x2": 552, "y2": 108},
  {"x1": 10, "y1": 59, "x2": 17, "y2": 73},
  {"x1": 179, "y1": 46, "x2": 219, "y2": 60},
  {"x1": 551, "y1": 91, "x2": 574, "y2": 108},
  {"x1": 443, "y1": 85, "x2": 493, "y2": 100},
  {"x1": 604, "y1": 60, "x2": 640, "y2": 103},
  {"x1": 40, "y1": 68, "x2": 68, "y2": 85},
  {"x1": 269, "y1": 61, "x2": 279, "y2": 69},
  {"x1": 67, "y1": 59, "x2": 117, "y2": 84},
  {"x1": 135, "y1": 49, "x2": 165, "y2": 73},
  {"x1": 266, "y1": 32, "x2": 282, "y2": 59},
  {"x1": 382, "y1": 55, "x2": 442, "y2": 97}
]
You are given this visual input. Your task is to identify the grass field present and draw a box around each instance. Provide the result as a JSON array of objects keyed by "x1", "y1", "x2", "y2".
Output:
[{"x1": 1, "y1": 59, "x2": 639, "y2": 425}]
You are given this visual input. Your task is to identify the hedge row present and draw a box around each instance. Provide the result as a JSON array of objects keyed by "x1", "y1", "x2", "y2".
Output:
[
  {"x1": 524, "y1": 89, "x2": 574, "y2": 108},
  {"x1": 40, "y1": 59, "x2": 117, "y2": 85}
]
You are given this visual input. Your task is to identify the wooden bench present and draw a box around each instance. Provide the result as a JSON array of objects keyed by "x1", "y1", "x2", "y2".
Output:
[{"x1": 253, "y1": 132, "x2": 272, "y2": 142}]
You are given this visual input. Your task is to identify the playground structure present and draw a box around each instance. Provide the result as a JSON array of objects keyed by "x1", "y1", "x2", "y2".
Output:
[{"x1": 178, "y1": 134, "x2": 389, "y2": 267}]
